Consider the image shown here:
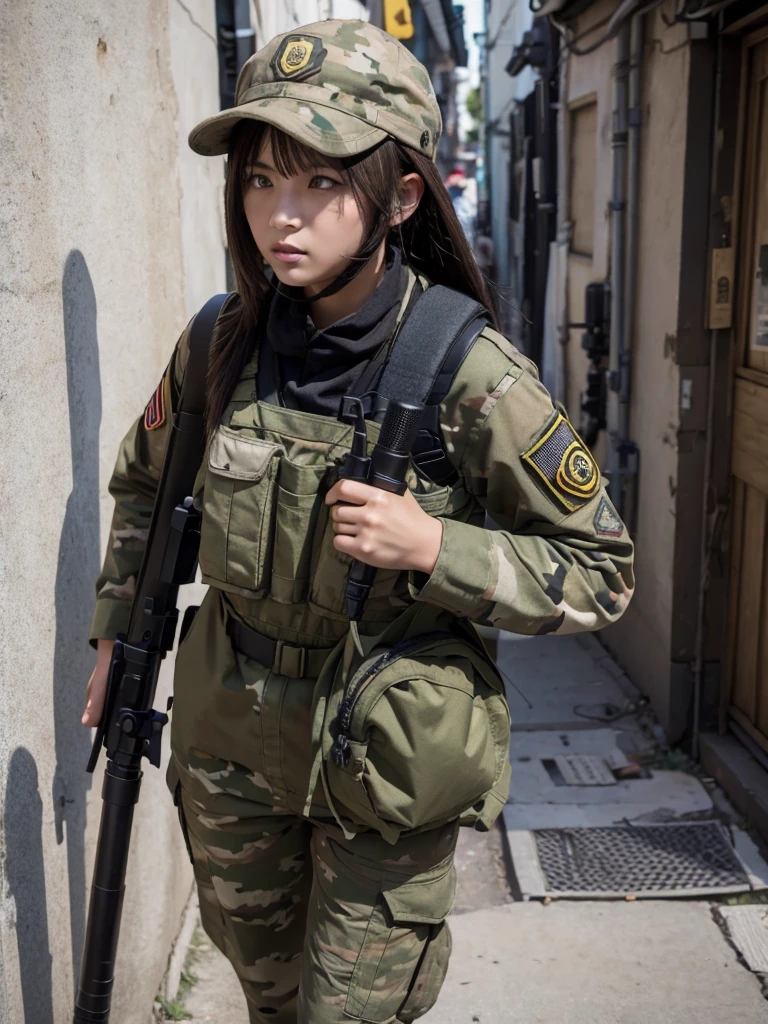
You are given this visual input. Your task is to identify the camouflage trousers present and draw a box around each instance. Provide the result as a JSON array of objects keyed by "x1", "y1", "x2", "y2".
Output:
[{"x1": 167, "y1": 589, "x2": 458, "y2": 1024}]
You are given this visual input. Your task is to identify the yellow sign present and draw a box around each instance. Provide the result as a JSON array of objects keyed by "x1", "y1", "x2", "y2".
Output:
[
  {"x1": 385, "y1": 0, "x2": 415, "y2": 40},
  {"x1": 279, "y1": 39, "x2": 315, "y2": 77}
]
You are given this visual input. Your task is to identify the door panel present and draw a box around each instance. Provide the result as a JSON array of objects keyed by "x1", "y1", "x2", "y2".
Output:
[{"x1": 727, "y1": 37, "x2": 768, "y2": 751}]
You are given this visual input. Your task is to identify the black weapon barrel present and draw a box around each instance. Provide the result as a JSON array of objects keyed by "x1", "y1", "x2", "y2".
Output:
[
  {"x1": 74, "y1": 294, "x2": 225, "y2": 1024},
  {"x1": 345, "y1": 400, "x2": 424, "y2": 620}
]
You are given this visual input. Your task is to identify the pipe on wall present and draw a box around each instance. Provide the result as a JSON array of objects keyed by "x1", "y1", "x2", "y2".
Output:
[
  {"x1": 622, "y1": 14, "x2": 642, "y2": 454},
  {"x1": 607, "y1": 23, "x2": 631, "y2": 509},
  {"x1": 555, "y1": 32, "x2": 571, "y2": 407},
  {"x1": 691, "y1": 20, "x2": 725, "y2": 762}
]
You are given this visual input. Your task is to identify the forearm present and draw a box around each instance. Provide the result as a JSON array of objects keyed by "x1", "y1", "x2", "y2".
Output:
[{"x1": 408, "y1": 515, "x2": 634, "y2": 636}]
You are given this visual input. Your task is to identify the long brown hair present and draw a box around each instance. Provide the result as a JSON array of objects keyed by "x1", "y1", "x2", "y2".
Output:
[{"x1": 205, "y1": 120, "x2": 499, "y2": 437}]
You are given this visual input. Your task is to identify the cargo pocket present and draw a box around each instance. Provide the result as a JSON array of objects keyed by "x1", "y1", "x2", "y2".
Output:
[
  {"x1": 345, "y1": 863, "x2": 456, "y2": 1022},
  {"x1": 270, "y1": 458, "x2": 327, "y2": 605},
  {"x1": 198, "y1": 425, "x2": 282, "y2": 597}
]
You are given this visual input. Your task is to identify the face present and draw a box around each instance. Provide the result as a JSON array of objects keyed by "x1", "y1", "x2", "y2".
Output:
[{"x1": 242, "y1": 136, "x2": 368, "y2": 293}]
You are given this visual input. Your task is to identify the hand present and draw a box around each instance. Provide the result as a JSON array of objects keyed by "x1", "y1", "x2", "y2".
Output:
[
  {"x1": 325, "y1": 478, "x2": 443, "y2": 575},
  {"x1": 82, "y1": 639, "x2": 115, "y2": 727}
]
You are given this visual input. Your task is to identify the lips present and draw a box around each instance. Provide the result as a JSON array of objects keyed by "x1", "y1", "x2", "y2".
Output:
[
  {"x1": 272, "y1": 242, "x2": 306, "y2": 254},
  {"x1": 271, "y1": 242, "x2": 307, "y2": 264}
]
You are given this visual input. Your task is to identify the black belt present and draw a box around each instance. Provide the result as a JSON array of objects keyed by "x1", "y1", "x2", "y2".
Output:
[{"x1": 227, "y1": 618, "x2": 333, "y2": 679}]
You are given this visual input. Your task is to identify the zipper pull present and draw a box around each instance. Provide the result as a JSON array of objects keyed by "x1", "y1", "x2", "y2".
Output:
[{"x1": 331, "y1": 732, "x2": 350, "y2": 768}]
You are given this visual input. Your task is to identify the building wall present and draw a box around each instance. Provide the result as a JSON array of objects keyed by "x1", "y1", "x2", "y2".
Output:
[
  {"x1": 560, "y1": 4, "x2": 693, "y2": 735},
  {"x1": 251, "y1": 0, "x2": 368, "y2": 43},
  {"x1": 0, "y1": 2, "x2": 224, "y2": 1021},
  {"x1": 485, "y1": 0, "x2": 535, "y2": 334}
]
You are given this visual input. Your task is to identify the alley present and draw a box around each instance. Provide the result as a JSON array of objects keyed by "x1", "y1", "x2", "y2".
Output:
[{"x1": 159, "y1": 633, "x2": 768, "y2": 1023}]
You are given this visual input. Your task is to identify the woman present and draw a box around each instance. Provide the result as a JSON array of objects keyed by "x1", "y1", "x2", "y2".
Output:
[{"x1": 82, "y1": 20, "x2": 634, "y2": 1024}]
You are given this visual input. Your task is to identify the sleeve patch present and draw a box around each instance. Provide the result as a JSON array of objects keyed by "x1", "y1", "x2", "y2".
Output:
[
  {"x1": 594, "y1": 495, "x2": 624, "y2": 537},
  {"x1": 143, "y1": 374, "x2": 166, "y2": 431},
  {"x1": 522, "y1": 412, "x2": 600, "y2": 513}
]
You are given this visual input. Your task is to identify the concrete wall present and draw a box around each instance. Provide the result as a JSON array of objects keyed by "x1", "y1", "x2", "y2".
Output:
[
  {"x1": 560, "y1": 3, "x2": 692, "y2": 736},
  {"x1": 0, "y1": 2, "x2": 225, "y2": 1021}
]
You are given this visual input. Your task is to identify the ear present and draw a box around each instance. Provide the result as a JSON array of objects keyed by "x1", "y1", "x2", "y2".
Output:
[{"x1": 390, "y1": 173, "x2": 425, "y2": 227}]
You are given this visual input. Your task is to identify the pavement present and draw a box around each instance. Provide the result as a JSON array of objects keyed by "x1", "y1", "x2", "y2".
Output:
[{"x1": 158, "y1": 631, "x2": 768, "y2": 1023}]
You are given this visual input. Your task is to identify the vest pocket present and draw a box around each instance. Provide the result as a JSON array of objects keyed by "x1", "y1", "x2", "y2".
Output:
[
  {"x1": 199, "y1": 425, "x2": 282, "y2": 597},
  {"x1": 270, "y1": 459, "x2": 327, "y2": 604}
]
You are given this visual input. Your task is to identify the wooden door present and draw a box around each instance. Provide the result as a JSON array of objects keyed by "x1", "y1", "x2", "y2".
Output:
[{"x1": 726, "y1": 33, "x2": 768, "y2": 752}]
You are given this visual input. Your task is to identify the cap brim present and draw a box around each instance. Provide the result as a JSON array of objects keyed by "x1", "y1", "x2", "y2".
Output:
[{"x1": 189, "y1": 98, "x2": 389, "y2": 158}]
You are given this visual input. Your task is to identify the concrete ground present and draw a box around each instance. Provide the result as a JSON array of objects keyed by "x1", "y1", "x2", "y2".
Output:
[{"x1": 158, "y1": 632, "x2": 768, "y2": 1023}]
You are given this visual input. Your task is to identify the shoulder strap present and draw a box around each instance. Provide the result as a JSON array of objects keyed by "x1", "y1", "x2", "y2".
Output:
[
  {"x1": 178, "y1": 293, "x2": 230, "y2": 416},
  {"x1": 374, "y1": 284, "x2": 488, "y2": 413},
  {"x1": 372, "y1": 285, "x2": 488, "y2": 486}
]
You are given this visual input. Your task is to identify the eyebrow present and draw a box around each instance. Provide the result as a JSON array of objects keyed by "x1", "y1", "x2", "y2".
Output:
[{"x1": 246, "y1": 159, "x2": 341, "y2": 175}]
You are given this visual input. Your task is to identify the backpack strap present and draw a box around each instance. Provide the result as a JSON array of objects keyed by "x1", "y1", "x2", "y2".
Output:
[
  {"x1": 182, "y1": 293, "x2": 230, "y2": 415},
  {"x1": 375, "y1": 285, "x2": 487, "y2": 409},
  {"x1": 373, "y1": 285, "x2": 489, "y2": 486}
]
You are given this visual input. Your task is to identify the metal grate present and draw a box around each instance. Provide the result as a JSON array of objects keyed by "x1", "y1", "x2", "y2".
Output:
[{"x1": 534, "y1": 823, "x2": 750, "y2": 896}]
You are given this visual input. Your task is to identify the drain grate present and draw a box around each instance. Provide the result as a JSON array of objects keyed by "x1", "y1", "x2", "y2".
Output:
[{"x1": 534, "y1": 822, "x2": 750, "y2": 897}]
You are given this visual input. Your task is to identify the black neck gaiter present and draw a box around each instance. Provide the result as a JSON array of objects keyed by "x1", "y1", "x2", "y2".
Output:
[{"x1": 263, "y1": 246, "x2": 407, "y2": 417}]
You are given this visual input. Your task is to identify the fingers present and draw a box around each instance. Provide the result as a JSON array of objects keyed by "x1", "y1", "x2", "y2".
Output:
[
  {"x1": 325, "y1": 478, "x2": 384, "y2": 506},
  {"x1": 82, "y1": 670, "x2": 107, "y2": 727}
]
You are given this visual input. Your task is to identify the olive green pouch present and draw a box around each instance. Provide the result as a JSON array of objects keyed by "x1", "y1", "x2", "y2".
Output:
[{"x1": 307, "y1": 604, "x2": 512, "y2": 845}]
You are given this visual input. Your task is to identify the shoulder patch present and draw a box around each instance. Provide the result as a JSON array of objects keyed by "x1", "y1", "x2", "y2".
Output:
[
  {"x1": 594, "y1": 495, "x2": 624, "y2": 537},
  {"x1": 144, "y1": 373, "x2": 167, "y2": 431},
  {"x1": 522, "y1": 412, "x2": 600, "y2": 513}
]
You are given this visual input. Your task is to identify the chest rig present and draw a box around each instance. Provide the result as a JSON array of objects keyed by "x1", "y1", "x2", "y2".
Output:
[{"x1": 193, "y1": 281, "x2": 489, "y2": 639}]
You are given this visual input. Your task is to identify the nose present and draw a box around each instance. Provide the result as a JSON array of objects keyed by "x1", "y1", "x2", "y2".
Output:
[{"x1": 268, "y1": 189, "x2": 302, "y2": 232}]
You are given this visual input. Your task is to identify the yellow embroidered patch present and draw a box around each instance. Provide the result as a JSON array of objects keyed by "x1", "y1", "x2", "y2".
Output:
[
  {"x1": 272, "y1": 35, "x2": 326, "y2": 80},
  {"x1": 522, "y1": 412, "x2": 599, "y2": 513}
]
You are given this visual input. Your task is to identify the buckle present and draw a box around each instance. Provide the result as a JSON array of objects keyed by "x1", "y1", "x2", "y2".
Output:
[{"x1": 274, "y1": 640, "x2": 307, "y2": 678}]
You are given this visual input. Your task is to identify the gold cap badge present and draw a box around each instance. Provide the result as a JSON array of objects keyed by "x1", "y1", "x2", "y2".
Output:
[{"x1": 272, "y1": 35, "x2": 326, "y2": 81}]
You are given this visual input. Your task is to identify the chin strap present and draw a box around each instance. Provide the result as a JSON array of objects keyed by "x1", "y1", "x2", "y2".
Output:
[{"x1": 303, "y1": 221, "x2": 391, "y2": 303}]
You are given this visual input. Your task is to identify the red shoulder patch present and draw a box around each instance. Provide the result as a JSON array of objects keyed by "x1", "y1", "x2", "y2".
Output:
[{"x1": 144, "y1": 374, "x2": 166, "y2": 431}]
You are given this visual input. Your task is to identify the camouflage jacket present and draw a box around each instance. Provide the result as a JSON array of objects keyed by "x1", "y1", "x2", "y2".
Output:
[{"x1": 90, "y1": 276, "x2": 634, "y2": 645}]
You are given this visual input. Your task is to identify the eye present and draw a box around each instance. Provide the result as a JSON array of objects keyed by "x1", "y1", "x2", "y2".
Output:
[
  {"x1": 309, "y1": 174, "x2": 340, "y2": 189},
  {"x1": 248, "y1": 173, "x2": 272, "y2": 189}
]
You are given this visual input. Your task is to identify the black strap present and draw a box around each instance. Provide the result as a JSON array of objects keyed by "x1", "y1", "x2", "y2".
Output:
[
  {"x1": 376, "y1": 285, "x2": 487, "y2": 410},
  {"x1": 227, "y1": 616, "x2": 333, "y2": 678},
  {"x1": 372, "y1": 286, "x2": 488, "y2": 485},
  {"x1": 179, "y1": 293, "x2": 230, "y2": 417}
]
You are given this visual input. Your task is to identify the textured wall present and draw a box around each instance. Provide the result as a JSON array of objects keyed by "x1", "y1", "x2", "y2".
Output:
[
  {"x1": 485, "y1": 0, "x2": 535, "y2": 336},
  {"x1": 563, "y1": 5, "x2": 691, "y2": 733},
  {"x1": 0, "y1": 1, "x2": 224, "y2": 1021}
]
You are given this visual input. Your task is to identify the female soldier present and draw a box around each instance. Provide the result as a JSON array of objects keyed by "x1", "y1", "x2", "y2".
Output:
[{"x1": 82, "y1": 19, "x2": 634, "y2": 1024}]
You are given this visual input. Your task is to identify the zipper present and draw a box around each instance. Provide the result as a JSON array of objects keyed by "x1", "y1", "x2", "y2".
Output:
[{"x1": 331, "y1": 631, "x2": 458, "y2": 767}]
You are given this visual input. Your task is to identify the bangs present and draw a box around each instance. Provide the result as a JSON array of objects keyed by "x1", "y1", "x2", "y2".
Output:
[{"x1": 231, "y1": 120, "x2": 346, "y2": 180}]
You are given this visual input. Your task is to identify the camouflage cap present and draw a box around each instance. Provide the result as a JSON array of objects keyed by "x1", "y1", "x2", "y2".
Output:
[{"x1": 189, "y1": 19, "x2": 441, "y2": 161}]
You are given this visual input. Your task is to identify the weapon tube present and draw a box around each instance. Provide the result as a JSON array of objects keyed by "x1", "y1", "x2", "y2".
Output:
[
  {"x1": 73, "y1": 295, "x2": 224, "y2": 1023},
  {"x1": 345, "y1": 399, "x2": 425, "y2": 620}
]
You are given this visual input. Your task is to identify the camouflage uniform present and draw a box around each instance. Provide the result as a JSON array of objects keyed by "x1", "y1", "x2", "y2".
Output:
[{"x1": 90, "y1": 19, "x2": 634, "y2": 1024}]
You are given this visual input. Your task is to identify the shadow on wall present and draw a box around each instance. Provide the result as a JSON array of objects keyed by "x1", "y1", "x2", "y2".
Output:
[
  {"x1": 51, "y1": 250, "x2": 102, "y2": 990},
  {"x1": 5, "y1": 748, "x2": 55, "y2": 1023}
]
